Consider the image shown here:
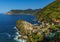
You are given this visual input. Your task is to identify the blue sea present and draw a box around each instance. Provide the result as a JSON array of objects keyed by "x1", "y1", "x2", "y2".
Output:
[{"x1": 0, "y1": 14, "x2": 40, "y2": 42}]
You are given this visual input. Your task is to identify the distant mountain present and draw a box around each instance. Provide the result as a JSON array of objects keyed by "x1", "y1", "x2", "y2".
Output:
[
  {"x1": 6, "y1": 9, "x2": 41, "y2": 15},
  {"x1": 36, "y1": 0, "x2": 60, "y2": 23}
]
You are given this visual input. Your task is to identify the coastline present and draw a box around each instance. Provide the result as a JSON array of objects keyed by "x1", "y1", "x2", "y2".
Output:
[
  {"x1": 13, "y1": 26, "x2": 26, "y2": 42},
  {"x1": 4, "y1": 13, "x2": 35, "y2": 15}
]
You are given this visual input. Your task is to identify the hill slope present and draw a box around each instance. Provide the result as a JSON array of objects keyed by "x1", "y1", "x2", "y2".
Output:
[
  {"x1": 6, "y1": 9, "x2": 41, "y2": 15},
  {"x1": 37, "y1": 1, "x2": 60, "y2": 23}
]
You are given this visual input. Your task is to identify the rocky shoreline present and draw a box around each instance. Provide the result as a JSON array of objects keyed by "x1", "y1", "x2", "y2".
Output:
[{"x1": 16, "y1": 20, "x2": 60, "y2": 42}]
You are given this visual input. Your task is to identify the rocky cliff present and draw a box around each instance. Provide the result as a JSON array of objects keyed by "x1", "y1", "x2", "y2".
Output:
[{"x1": 16, "y1": 20, "x2": 59, "y2": 42}]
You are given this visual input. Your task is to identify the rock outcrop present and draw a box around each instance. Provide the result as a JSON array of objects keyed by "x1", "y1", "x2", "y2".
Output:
[
  {"x1": 16, "y1": 20, "x2": 45, "y2": 42},
  {"x1": 16, "y1": 20, "x2": 33, "y2": 39},
  {"x1": 16, "y1": 20, "x2": 54, "y2": 42}
]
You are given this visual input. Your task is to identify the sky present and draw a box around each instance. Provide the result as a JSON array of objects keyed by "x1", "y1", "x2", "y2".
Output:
[{"x1": 0, "y1": 0, "x2": 55, "y2": 13}]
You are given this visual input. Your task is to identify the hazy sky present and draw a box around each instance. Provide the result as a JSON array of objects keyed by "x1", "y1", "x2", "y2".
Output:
[{"x1": 0, "y1": 0, "x2": 55, "y2": 13}]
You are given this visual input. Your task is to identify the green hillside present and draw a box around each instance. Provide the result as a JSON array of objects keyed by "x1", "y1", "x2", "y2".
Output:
[
  {"x1": 37, "y1": 0, "x2": 60, "y2": 23},
  {"x1": 7, "y1": 9, "x2": 41, "y2": 14}
]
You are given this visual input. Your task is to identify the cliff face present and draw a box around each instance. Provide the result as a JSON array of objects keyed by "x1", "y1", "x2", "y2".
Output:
[{"x1": 36, "y1": 1, "x2": 60, "y2": 23}]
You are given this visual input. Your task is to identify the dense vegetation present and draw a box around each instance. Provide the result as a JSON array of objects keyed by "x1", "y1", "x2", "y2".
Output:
[
  {"x1": 36, "y1": 1, "x2": 60, "y2": 23},
  {"x1": 35, "y1": 0, "x2": 60, "y2": 42}
]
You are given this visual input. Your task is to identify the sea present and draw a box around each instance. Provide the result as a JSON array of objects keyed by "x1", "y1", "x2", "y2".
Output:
[{"x1": 0, "y1": 14, "x2": 40, "y2": 42}]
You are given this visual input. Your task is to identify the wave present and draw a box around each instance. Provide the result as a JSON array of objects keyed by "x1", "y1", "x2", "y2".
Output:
[
  {"x1": 0, "y1": 26, "x2": 26, "y2": 42},
  {"x1": 0, "y1": 33, "x2": 11, "y2": 39},
  {"x1": 13, "y1": 27, "x2": 26, "y2": 42}
]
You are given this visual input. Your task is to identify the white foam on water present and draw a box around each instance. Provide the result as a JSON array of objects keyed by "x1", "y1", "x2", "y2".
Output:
[
  {"x1": 13, "y1": 26, "x2": 26, "y2": 42},
  {"x1": 14, "y1": 32, "x2": 26, "y2": 42},
  {"x1": 0, "y1": 33, "x2": 11, "y2": 39}
]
